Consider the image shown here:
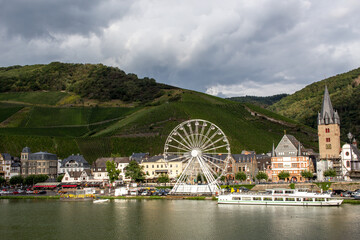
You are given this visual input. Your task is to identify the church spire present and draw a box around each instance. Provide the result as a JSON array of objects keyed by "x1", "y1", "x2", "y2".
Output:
[{"x1": 318, "y1": 85, "x2": 340, "y2": 125}]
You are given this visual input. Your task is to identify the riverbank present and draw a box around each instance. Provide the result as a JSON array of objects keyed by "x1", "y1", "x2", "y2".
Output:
[{"x1": 1, "y1": 195, "x2": 359, "y2": 204}]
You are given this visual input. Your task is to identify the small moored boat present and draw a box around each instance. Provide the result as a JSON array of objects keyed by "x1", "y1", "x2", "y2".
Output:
[
  {"x1": 218, "y1": 189, "x2": 343, "y2": 206},
  {"x1": 93, "y1": 199, "x2": 110, "y2": 203}
]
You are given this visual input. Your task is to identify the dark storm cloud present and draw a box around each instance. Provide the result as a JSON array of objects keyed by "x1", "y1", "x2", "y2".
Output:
[
  {"x1": 1, "y1": 0, "x2": 360, "y2": 96},
  {"x1": 0, "y1": 0, "x2": 131, "y2": 39}
]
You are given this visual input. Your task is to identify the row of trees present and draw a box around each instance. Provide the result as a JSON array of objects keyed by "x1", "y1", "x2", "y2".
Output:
[{"x1": 0, "y1": 175, "x2": 49, "y2": 186}]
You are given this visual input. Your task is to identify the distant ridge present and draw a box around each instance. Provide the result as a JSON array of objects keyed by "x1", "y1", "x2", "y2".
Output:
[{"x1": 227, "y1": 94, "x2": 288, "y2": 107}]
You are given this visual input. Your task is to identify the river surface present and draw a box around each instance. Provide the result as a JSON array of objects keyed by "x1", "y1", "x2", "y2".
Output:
[{"x1": 1, "y1": 199, "x2": 360, "y2": 240}]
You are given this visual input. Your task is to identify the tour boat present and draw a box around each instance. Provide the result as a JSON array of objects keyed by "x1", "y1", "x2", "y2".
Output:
[{"x1": 218, "y1": 189, "x2": 343, "y2": 206}]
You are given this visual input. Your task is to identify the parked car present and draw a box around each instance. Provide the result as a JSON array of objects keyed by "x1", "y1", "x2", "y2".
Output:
[
  {"x1": 340, "y1": 190, "x2": 352, "y2": 197},
  {"x1": 26, "y1": 190, "x2": 34, "y2": 194},
  {"x1": 353, "y1": 192, "x2": 360, "y2": 200},
  {"x1": 141, "y1": 191, "x2": 148, "y2": 196},
  {"x1": 37, "y1": 190, "x2": 47, "y2": 194}
]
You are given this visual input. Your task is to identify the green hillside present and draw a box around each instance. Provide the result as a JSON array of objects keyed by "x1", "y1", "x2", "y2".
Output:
[
  {"x1": 0, "y1": 90, "x2": 317, "y2": 163},
  {"x1": 269, "y1": 67, "x2": 360, "y2": 140},
  {"x1": 0, "y1": 63, "x2": 318, "y2": 163}
]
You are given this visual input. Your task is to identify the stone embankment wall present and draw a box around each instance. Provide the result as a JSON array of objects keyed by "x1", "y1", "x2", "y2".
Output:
[{"x1": 252, "y1": 182, "x2": 360, "y2": 191}]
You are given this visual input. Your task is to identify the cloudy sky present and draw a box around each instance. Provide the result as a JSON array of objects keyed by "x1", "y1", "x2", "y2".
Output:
[{"x1": 1, "y1": 0, "x2": 360, "y2": 97}]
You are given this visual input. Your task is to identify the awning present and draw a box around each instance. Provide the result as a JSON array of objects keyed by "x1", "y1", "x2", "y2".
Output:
[
  {"x1": 34, "y1": 185, "x2": 57, "y2": 188},
  {"x1": 62, "y1": 185, "x2": 78, "y2": 188},
  {"x1": 34, "y1": 182, "x2": 59, "y2": 188},
  {"x1": 155, "y1": 170, "x2": 168, "y2": 173}
]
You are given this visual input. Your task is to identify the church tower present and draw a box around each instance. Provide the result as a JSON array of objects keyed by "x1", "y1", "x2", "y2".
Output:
[{"x1": 317, "y1": 86, "x2": 341, "y2": 159}]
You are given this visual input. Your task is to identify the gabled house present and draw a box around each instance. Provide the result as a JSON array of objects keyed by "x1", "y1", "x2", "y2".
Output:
[
  {"x1": 271, "y1": 134, "x2": 311, "y2": 182},
  {"x1": 62, "y1": 169, "x2": 92, "y2": 183}
]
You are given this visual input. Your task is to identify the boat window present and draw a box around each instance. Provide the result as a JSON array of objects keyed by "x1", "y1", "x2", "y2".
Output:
[
  {"x1": 253, "y1": 197, "x2": 261, "y2": 201},
  {"x1": 303, "y1": 198, "x2": 313, "y2": 202},
  {"x1": 274, "y1": 190, "x2": 283, "y2": 194},
  {"x1": 285, "y1": 190, "x2": 294, "y2": 194},
  {"x1": 232, "y1": 197, "x2": 241, "y2": 200},
  {"x1": 274, "y1": 198, "x2": 283, "y2": 201},
  {"x1": 296, "y1": 198, "x2": 302, "y2": 201},
  {"x1": 315, "y1": 198, "x2": 325, "y2": 201},
  {"x1": 286, "y1": 198, "x2": 295, "y2": 201},
  {"x1": 264, "y1": 197, "x2": 272, "y2": 201},
  {"x1": 242, "y1": 197, "x2": 252, "y2": 201}
]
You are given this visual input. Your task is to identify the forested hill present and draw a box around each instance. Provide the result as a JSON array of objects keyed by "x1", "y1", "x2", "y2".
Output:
[
  {"x1": 227, "y1": 94, "x2": 288, "y2": 107},
  {"x1": 269, "y1": 67, "x2": 360, "y2": 141},
  {"x1": 0, "y1": 62, "x2": 175, "y2": 102}
]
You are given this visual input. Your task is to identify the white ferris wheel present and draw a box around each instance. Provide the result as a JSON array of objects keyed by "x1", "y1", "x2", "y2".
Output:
[{"x1": 164, "y1": 119, "x2": 231, "y2": 195}]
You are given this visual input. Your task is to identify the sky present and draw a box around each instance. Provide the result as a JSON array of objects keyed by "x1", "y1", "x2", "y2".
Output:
[{"x1": 1, "y1": 0, "x2": 360, "y2": 97}]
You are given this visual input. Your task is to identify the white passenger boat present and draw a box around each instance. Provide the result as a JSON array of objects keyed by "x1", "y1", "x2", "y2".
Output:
[{"x1": 218, "y1": 189, "x2": 343, "y2": 206}]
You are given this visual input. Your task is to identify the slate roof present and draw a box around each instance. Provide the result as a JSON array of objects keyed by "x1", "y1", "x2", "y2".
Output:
[
  {"x1": 92, "y1": 157, "x2": 130, "y2": 168},
  {"x1": 351, "y1": 145, "x2": 360, "y2": 160},
  {"x1": 22, "y1": 147, "x2": 31, "y2": 153},
  {"x1": 232, "y1": 154, "x2": 255, "y2": 163},
  {"x1": 318, "y1": 86, "x2": 340, "y2": 125},
  {"x1": 68, "y1": 169, "x2": 92, "y2": 178},
  {"x1": 61, "y1": 154, "x2": 90, "y2": 168},
  {"x1": 1, "y1": 153, "x2": 13, "y2": 160},
  {"x1": 28, "y1": 151, "x2": 58, "y2": 160},
  {"x1": 130, "y1": 153, "x2": 149, "y2": 163},
  {"x1": 11, "y1": 162, "x2": 21, "y2": 167}
]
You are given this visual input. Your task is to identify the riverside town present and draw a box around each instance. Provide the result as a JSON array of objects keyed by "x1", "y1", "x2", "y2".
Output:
[{"x1": 1, "y1": 86, "x2": 360, "y2": 202}]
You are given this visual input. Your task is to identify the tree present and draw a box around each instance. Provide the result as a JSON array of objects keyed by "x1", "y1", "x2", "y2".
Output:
[
  {"x1": 301, "y1": 170, "x2": 314, "y2": 181},
  {"x1": 57, "y1": 174, "x2": 64, "y2": 182},
  {"x1": 278, "y1": 171, "x2": 290, "y2": 181},
  {"x1": 157, "y1": 174, "x2": 170, "y2": 185},
  {"x1": 10, "y1": 175, "x2": 24, "y2": 185},
  {"x1": 24, "y1": 175, "x2": 49, "y2": 185},
  {"x1": 124, "y1": 160, "x2": 145, "y2": 183},
  {"x1": 106, "y1": 160, "x2": 121, "y2": 183},
  {"x1": 0, "y1": 176, "x2": 6, "y2": 185},
  {"x1": 235, "y1": 172, "x2": 247, "y2": 181},
  {"x1": 324, "y1": 168, "x2": 337, "y2": 178},
  {"x1": 256, "y1": 172, "x2": 268, "y2": 181}
]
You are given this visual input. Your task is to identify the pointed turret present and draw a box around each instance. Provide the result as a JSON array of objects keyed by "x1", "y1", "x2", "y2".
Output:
[{"x1": 318, "y1": 85, "x2": 340, "y2": 125}]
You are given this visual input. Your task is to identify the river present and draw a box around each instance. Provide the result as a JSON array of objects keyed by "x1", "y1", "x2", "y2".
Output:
[{"x1": 1, "y1": 199, "x2": 360, "y2": 240}]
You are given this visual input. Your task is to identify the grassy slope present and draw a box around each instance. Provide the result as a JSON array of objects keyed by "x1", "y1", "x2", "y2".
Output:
[
  {"x1": 0, "y1": 90, "x2": 317, "y2": 163},
  {"x1": 269, "y1": 67, "x2": 360, "y2": 140}
]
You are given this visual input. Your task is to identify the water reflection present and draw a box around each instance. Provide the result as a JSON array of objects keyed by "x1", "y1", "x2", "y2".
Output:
[{"x1": 1, "y1": 199, "x2": 359, "y2": 240}]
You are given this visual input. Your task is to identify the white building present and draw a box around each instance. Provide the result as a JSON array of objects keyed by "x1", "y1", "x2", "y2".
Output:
[
  {"x1": 141, "y1": 155, "x2": 183, "y2": 181},
  {"x1": 59, "y1": 154, "x2": 90, "y2": 174},
  {"x1": 340, "y1": 143, "x2": 360, "y2": 181},
  {"x1": 62, "y1": 169, "x2": 93, "y2": 183},
  {"x1": 92, "y1": 157, "x2": 131, "y2": 183}
]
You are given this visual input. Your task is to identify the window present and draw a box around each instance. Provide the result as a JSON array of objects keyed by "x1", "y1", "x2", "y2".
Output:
[
  {"x1": 170, "y1": 164, "x2": 172, "y2": 168},
  {"x1": 152, "y1": 165, "x2": 154, "y2": 168},
  {"x1": 292, "y1": 163, "x2": 298, "y2": 168},
  {"x1": 325, "y1": 128, "x2": 330, "y2": 133},
  {"x1": 347, "y1": 161, "x2": 350, "y2": 167},
  {"x1": 278, "y1": 163, "x2": 283, "y2": 168},
  {"x1": 326, "y1": 138, "x2": 331, "y2": 142},
  {"x1": 346, "y1": 152, "x2": 349, "y2": 156},
  {"x1": 326, "y1": 144, "x2": 332, "y2": 149},
  {"x1": 146, "y1": 165, "x2": 148, "y2": 168}
]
